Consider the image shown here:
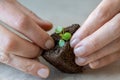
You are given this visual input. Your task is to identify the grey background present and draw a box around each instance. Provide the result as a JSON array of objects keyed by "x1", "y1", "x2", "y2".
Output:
[{"x1": 1, "y1": 0, "x2": 120, "y2": 80}]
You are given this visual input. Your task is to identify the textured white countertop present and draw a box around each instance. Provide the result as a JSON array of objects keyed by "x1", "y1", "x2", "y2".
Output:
[{"x1": 1, "y1": 0, "x2": 120, "y2": 80}]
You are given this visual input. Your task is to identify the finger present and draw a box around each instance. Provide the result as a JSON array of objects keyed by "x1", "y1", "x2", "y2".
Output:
[
  {"x1": 0, "y1": 25, "x2": 40, "y2": 58},
  {"x1": 75, "y1": 37, "x2": 120, "y2": 66},
  {"x1": 0, "y1": 53, "x2": 49, "y2": 78},
  {"x1": 0, "y1": 1, "x2": 54, "y2": 49},
  {"x1": 74, "y1": 13, "x2": 120, "y2": 57},
  {"x1": 70, "y1": 0, "x2": 120, "y2": 47},
  {"x1": 89, "y1": 51, "x2": 120, "y2": 69},
  {"x1": 15, "y1": 1, "x2": 53, "y2": 31}
]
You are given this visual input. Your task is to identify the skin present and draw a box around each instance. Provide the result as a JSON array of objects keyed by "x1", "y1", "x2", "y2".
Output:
[
  {"x1": 1, "y1": 0, "x2": 120, "y2": 79},
  {"x1": 0, "y1": 0, "x2": 54, "y2": 78},
  {"x1": 70, "y1": 0, "x2": 120, "y2": 69}
]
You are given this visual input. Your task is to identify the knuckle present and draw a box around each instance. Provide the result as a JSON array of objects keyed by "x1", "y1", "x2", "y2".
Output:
[
  {"x1": 93, "y1": 52, "x2": 102, "y2": 59},
  {"x1": 90, "y1": 54, "x2": 98, "y2": 62},
  {"x1": 24, "y1": 47, "x2": 40, "y2": 58},
  {"x1": 32, "y1": 47, "x2": 41, "y2": 58},
  {"x1": 90, "y1": 43, "x2": 98, "y2": 51},
  {"x1": 25, "y1": 63, "x2": 35, "y2": 73},
  {"x1": 86, "y1": 38, "x2": 98, "y2": 50},
  {"x1": 0, "y1": 53, "x2": 10, "y2": 64},
  {"x1": 95, "y1": 7, "x2": 110, "y2": 22},
  {"x1": 80, "y1": 38, "x2": 98, "y2": 56},
  {"x1": 4, "y1": 36, "x2": 16, "y2": 51},
  {"x1": 111, "y1": 13, "x2": 120, "y2": 34},
  {"x1": 14, "y1": 15, "x2": 29, "y2": 31}
]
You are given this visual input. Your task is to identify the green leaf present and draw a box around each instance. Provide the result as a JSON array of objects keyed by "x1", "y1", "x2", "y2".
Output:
[
  {"x1": 59, "y1": 39, "x2": 65, "y2": 47},
  {"x1": 62, "y1": 32, "x2": 72, "y2": 41},
  {"x1": 55, "y1": 26, "x2": 64, "y2": 34}
]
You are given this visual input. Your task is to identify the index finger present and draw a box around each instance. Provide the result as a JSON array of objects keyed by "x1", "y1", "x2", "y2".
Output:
[{"x1": 15, "y1": 1, "x2": 53, "y2": 31}]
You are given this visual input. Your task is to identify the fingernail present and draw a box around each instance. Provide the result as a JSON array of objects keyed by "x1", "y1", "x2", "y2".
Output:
[
  {"x1": 70, "y1": 39, "x2": 80, "y2": 47},
  {"x1": 74, "y1": 46, "x2": 86, "y2": 57},
  {"x1": 92, "y1": 61, "x2": 99, "y2": 66},
  {"x1": 45, "y1": 39, "x2": 54, "y2": 49},
  {"x1": 89, "y1": 61, "x2": 99, "y2": 69},
  {"x1": 76, "y1": 57, "x2": 86, "y2": 65},
  {"x1": 38, "y1": 68, "x2": 49, "y2": 78}
]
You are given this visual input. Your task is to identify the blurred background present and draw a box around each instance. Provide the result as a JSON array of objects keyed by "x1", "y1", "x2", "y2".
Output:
[
  {"x1": 1, "y1": 0, "x2": 120, "y2": 80},
  {"x1": 18, "y1": 0, "x2": 101, "y2": 34}
]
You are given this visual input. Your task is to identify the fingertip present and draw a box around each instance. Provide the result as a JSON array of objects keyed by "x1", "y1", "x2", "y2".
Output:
[
  {"x1": 70, "y1": 30, "x2": 81, "y2": 48},
  {"x1": 75, "y1": 58, "x2": 81, "y2": 66},
  {"x1": 75, "y1": 57, "x2": 87, "y2": 66},
  {"x1": 45, "y1": 37, "x2": 55, "y2": 49},
  {"x1": 37, "y1": 68, "x2": 50, "y2": 78},
  {"x1": 41, "y1": 20, "x2": 53, "y2": 31},
  {"x1": 44, "y1": 20, "x2": 53, "y2": 27},
  {"x1": 35, "y1": 61, "x2": 50, "y2": 78},
  {"x1": 89, "y1": 63, "x2": 96, "y2": 69},
  {"x1": 70, "y1": 38, "x2": 80, "y2": 48},
  {"x1": 89, "y1": 61, "x2": 99, "y2": 69}
]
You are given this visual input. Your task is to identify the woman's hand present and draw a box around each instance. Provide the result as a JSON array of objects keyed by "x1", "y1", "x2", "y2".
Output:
[
  {"x1": 70, "y1": 0, "x2": 120, "y2": 69},
  {"x1": 0, "y1": 0, "x2": 54, "y2": 78}
]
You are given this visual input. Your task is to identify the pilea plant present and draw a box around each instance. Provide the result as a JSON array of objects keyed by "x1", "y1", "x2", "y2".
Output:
[{"x1": 55, "y1": 26, "x2": 72, "y2": 47}]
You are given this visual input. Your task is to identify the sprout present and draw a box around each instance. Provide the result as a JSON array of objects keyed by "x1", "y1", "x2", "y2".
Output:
[
  {"x1": 59, "y1": 39, "x2": 65, "y2": 47},
  {"x1": 55, "y1": 26, "x2": 64, "y2": 34},
  {"x1": 55, "y1": 26, "x2": 71, "y2": 47},
  {"x1": 62, "y1": 32, "x2": 71, "y2": 41}
]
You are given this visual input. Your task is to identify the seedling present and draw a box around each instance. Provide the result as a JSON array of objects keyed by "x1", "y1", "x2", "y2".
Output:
[
  {"x1": 55, "y1": 26, "x2": 71, "y2": 47},
  {"x1": 55, "y1": 26, "x2": 64, "y2": 34},
  {"x1": 59, "y1": 39, "x2": 65, "y2": 47}
]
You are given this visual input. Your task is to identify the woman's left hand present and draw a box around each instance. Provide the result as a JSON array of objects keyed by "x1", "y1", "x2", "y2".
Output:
[{"x1": 70, "y1": 0, "x2": 120, "y2": 69}]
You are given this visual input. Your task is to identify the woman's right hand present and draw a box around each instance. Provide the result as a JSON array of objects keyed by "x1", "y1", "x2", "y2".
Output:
[{"x1": 0, "y1": 0, "x2": 54, "y2": 78}]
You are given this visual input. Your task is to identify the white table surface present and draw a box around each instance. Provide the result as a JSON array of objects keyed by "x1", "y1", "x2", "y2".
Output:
[{"x1": 1, "y1": 0, "x2": 120, "y2": 80}]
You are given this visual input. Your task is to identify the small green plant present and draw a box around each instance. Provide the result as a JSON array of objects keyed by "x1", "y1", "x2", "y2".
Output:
[
  {"x1": 59, "y1": 39, "x2": 65, "y2": 47},
  {"x1": 55, "y1": 26, "x2": 64, "y2": 34},
  {"x1": 55, "y1": 26, "x2": 71, "y2": 47}
]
